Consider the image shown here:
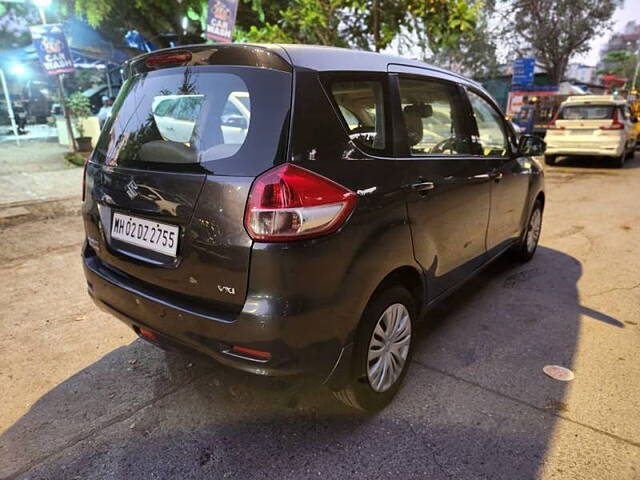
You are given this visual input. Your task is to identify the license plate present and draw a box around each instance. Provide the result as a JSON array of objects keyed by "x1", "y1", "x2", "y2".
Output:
[{"x1": 111, "y1": 213, "x2": 179, "y2": 257}]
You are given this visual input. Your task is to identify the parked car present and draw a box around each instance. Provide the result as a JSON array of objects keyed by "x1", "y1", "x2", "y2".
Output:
[
  {"x1": 545, "y1": 95, "x2": 638, "y2": 167},
  {"x1": 82, "y1": 44, "x2": 546, "y2": 411}
]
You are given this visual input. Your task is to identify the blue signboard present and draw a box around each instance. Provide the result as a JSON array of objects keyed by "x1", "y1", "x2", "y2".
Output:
[
  {"x1": 512, "y1": 58, "x2": 535, "y2": 87},
  {"x1": 206, "y1": 0, "x2": 239, "y2": 43},
  {"x1": 29, "y1": 24, "x2": 75, "y2": 75}
]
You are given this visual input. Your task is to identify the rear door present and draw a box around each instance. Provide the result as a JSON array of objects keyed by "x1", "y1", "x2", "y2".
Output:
[
  {"x1": 84, "y1": 47, "x2": 292, "y2": 315},
  {"x1": 389, "y1": 66, "x2": 493, "y2": 300},
  {"x1": 466, "y1": 88, "x2": 530, "y2": 251}
]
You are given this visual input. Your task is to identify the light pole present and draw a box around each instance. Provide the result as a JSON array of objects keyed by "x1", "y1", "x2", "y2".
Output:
[
  {"x1": 632, "y1": 48, "x2": 640, "y2": 93},
  {"x1": 0, "y1": 68, "x2": 20, "y2": 145},
  {"x1": 32, "y1": 0, "x2": 51, "y2": 24}
]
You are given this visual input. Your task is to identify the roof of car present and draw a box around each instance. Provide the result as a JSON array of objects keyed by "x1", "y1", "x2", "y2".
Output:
[
  {"x1": 562, "y1": 94, "x2": 626, "y2": 105},
  {"x1": 271, "y1": 44, "x2": 480, "y2": 86},
  {"x1": 129, "y1": 43, "x2": 483, "y2": 92}
]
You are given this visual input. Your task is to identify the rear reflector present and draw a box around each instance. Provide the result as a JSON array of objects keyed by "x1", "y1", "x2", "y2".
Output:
[
  {"x1": 244, "y1": 164, "x2": 356, "y2": 242},
  {"x1": 139, "y1": 327, "x2": 158, "y2": 342},
  {"x1": 231, "y1": 345, "x2": 272, "y2": 361}
]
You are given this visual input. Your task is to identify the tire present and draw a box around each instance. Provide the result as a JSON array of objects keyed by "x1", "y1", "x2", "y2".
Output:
[
  {"x1": 544, "y1": 155, "x2": 556, "y2": 165},
  {"x1": 612, "y1": 153, "x2": 625, "y2": 168},
  {"x1": 333, "y1": 285, "x2": 415, "y2": 412},
  {"x1": 625, "y1": 147, "x2": 634, "y2": 159},
  {"x1": 510, "y1": 200, "x2": 543, "y2": 262}
]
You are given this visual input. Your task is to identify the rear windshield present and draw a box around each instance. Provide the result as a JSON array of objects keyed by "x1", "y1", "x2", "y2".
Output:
[
  {"x1": 559, "y1": 105, "x2": 614, "y2": 120},
  {"x1": 94, "y1": 66, "x2": 291, "y2": 176}
]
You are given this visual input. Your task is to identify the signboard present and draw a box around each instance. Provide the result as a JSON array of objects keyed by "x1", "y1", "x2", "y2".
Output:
[
  {"x1": 512, "y1": 58, "x2": 535, "y2": 88},
  {"x1": 29, "y1": 24, "x2": 75, "y2": 75},
  {"x1": 205, "y1": 0, "x2": 239, "y2": 43}
]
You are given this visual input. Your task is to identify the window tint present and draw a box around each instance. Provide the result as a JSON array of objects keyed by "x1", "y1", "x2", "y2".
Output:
[
  {"x1": 331, "y1": 80, "x2": 386, "y2": 152},
  {"x1": 468, "y1": 90, "x2": 509, "y2": 156},
  {"x1": 397, "y1": 77, "x2": 471, "y2": 155}
]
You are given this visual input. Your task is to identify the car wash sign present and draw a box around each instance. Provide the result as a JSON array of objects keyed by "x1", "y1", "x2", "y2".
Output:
[
  {"x1": 29, "y1": 24, "x2": 75, "y2": 75},
  {"x1": 206, "y1": 0, "x2": 239, "y2": 43}
]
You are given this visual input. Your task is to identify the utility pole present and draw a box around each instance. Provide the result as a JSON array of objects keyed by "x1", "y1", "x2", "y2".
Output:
[{"x1": 373, "y1": 0, "x2": 380, "y2": 53}]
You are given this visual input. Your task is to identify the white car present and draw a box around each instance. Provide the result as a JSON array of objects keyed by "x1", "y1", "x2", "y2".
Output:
[
  {"x1": 545, "y1": 95, "x2": 638, "y2": 168},
  {"x1": 151, "y1": 91, "x2": 250, "y2": 145}
]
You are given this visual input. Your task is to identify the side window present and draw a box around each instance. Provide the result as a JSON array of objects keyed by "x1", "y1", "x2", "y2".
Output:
[
  {"x1": 397, "y1": 77, "x2": 471, "y2": 155},
  {"x1": 468, "y1": 90, "x2": 509, "y2": 156},
  {"x1": 330, "y1": 80, "x2": 386, "y2": 153}
]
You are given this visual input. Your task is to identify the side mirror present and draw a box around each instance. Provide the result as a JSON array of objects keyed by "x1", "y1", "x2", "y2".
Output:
[{"x1": 518, "y1": 134, "x2": 546, "y2": 156}]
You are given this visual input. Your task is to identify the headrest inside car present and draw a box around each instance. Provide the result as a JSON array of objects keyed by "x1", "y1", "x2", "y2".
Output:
[{"x1": 404, "y1": 103, "x2": 433, "y2": 118}]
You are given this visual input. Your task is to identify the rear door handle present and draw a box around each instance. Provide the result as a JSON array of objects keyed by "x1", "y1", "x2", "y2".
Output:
[
  {"x1": 409, "y1": 181, "x2": 435, "y2": 192},
  {"x1": 490, "y1": 171, "x2": 503, "y2": 181}
]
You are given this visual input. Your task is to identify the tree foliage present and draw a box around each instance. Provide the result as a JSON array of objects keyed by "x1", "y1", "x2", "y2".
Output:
[
  {"x1": 503, "y1": 0, "x2": 621, "y2": 84},
  {"x1": 598, "y1": 50, "x2": 637, "y2": 80},
  {"x1": 237, "y1": 0, "x2": 482, "y2": 54}
]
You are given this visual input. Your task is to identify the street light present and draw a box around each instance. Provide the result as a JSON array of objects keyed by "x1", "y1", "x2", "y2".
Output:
[{"x1": 10, "y1": 63, "x2": 27, "y2": 77}]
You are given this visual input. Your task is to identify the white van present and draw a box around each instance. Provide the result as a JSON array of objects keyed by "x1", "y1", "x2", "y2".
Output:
[{"x1": 545, "y1": 95, "x2": 637, "y2": 168}]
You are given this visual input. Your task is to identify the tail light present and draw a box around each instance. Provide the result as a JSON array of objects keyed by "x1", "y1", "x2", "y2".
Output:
[
  {"x1": 82, "y1": 159, "x2": 88, "y2": 202},
  {"x1": 547, "y1": 112, "x2": 564, "y2": 130},
  {"x1": 244, "y1": 164, "x2": 357, "y2": 242},
  {"x1": 600, "y1": 108, "x2": 624, "y2": 130}
]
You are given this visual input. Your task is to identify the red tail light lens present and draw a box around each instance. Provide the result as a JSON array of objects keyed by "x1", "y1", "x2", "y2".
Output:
[
  {"x1": 600, "y1": 108, "x2": 624, "y2": 130},
  {"x1": 245, "y1": 164, "x2": 357, "y2": 242}
]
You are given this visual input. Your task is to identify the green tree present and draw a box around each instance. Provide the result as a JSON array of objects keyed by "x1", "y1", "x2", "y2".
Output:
[
  {"x1": 237, "y1": 0, "x2": 482, "y2": 54},
  {"x1": 598, "y1": 50, "x2": 637, "y2": 80},
  {"x1": 503, "y1": 0, "x2": 621, "y2": 85},
  {"x1": 70, "y1": 0, "x2": 207, "y2": 47}
]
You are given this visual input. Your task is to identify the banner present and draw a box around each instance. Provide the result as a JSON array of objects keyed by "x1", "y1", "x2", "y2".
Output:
[
  {"x1": 205, "y1": 0, "x2": 239, "y2": 43},
  {"x1": 29, "y1": 24, "x2": 75, "y2": 75}
]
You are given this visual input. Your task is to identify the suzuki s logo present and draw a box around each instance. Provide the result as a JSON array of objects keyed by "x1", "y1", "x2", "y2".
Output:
[
  {"x1": 218, "y1": 285, "x2": 236, "y2": 295},
  {"x1": 125, "y1": 180, "x2": 139, "y2": 200}
]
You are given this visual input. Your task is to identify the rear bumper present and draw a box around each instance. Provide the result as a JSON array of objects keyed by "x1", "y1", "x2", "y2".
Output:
[
  {"x1": 82, "y1": 243, "x2": 346, "y2": 384},
  {"x1": 545, "y1": 141, "x2": 625, "y2": 157}
]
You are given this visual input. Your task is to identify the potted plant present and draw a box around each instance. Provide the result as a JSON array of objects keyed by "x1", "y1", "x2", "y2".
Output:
[{"x1": 68, "y1": 92, "x2": 93, "y2": 152}]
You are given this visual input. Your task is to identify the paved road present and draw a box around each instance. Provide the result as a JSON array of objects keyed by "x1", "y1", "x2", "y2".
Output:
[
  {"x1": 1, "y1": 155, "x2": 639, "y2": 479},
  {"x1": 0, "y1": 140, "x2": 81, "y2": 206}
]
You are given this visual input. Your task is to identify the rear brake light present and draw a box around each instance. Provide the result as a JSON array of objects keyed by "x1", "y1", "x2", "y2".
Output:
[
  {"x1": 144, "y1": 52, "x2": 192, "y2": 68},
  {"x1": 244, "y1": 164, "x2": 356, "y2": 242},
  {"x1": 600, "y1": 108, "x2": 624, "y2": 130}
]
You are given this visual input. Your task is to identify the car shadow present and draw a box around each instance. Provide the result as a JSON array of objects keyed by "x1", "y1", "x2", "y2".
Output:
[
  {"x1": 549, "y1": 151, "x2": 640, "y2": 169},
  {"x1": 0, "y1": 247, "x2": 620, "y2": 479}
]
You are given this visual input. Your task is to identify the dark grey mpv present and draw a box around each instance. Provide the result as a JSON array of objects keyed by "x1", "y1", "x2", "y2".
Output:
[{"x1": 82, "y1": 44, "x2": 546, "y2": 411}]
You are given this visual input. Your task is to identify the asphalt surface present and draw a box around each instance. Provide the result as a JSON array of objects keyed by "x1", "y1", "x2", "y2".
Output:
[{"x1": 1, "y1": 154, "x2": 639, "y2": 479}]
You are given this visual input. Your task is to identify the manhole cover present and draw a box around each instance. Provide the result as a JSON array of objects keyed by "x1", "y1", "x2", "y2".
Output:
[{"x1": 543, "y1": 365, "x2": 575, "y2": 381}]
